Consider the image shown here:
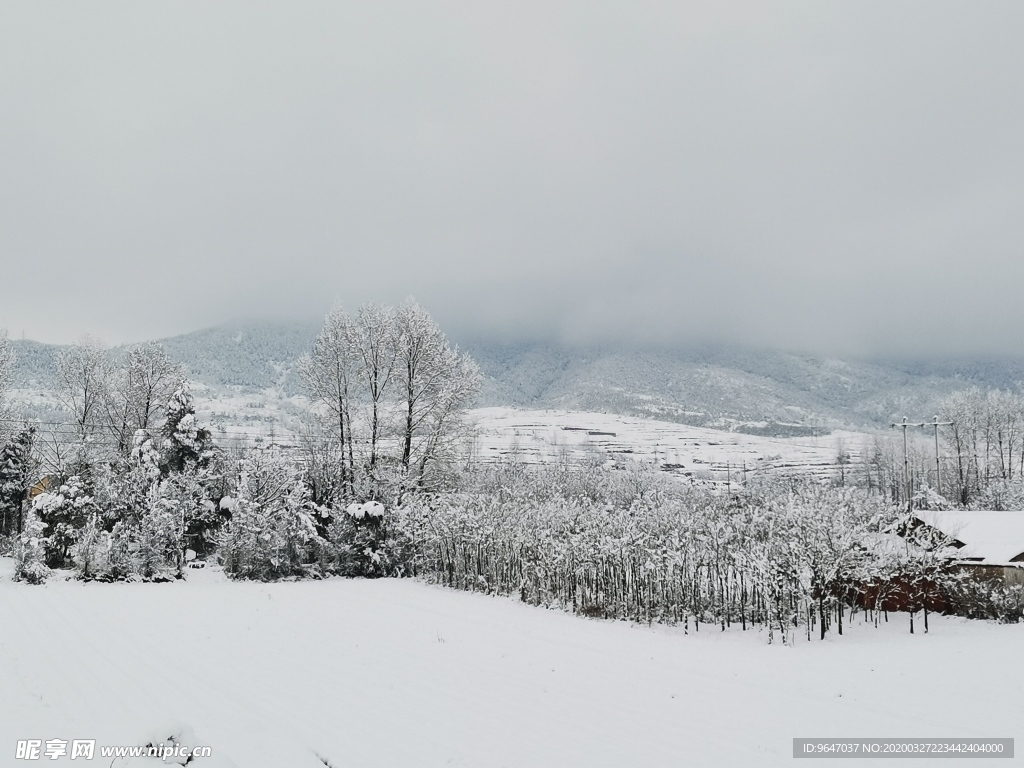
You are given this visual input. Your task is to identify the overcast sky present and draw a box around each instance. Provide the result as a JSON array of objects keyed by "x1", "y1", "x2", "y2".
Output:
[{"x1": 1, "y1": 2, "x2": 1022, "y2": 356}]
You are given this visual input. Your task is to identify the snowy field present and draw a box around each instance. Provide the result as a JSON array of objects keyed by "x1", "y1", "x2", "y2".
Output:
[
  {"x1": 470, "y1": 407, "x2": 872, "y2": 485},
  {"x1": 1, "y1": 559, "x2": 1020, "y2": 768},
  {"x1": 179, "y1": 397, "x2": 876, "y2": 487},
  {"x1": 12, "y1": 382, "x2": 875, "y2": 486}
]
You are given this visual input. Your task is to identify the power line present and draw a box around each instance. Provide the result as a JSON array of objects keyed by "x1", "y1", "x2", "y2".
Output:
[{"x1": 890, "y1": 416, "x2": 951, "y2": 510}]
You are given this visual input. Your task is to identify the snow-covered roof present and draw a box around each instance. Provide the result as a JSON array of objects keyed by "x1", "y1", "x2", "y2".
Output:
[{"x1": 914, "y1": 510, "x2": 1024, "y2": 565}]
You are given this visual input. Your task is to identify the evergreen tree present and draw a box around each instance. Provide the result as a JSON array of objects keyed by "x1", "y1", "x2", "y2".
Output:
[
  {"x1": 135, "y1": 485, "x2": 185, "y2": 580},
  {"x1": 161, "y1": 382, "x2": 213, "y2": 474},
  {"x1": 32, "y1": 475, "x2": 98, "y2": 568},
  {"x1": 0, "y1": 426, "x2": 35, "y2": 536},
  {"x1": 161, "y1": 462, "x2": 225, "y2": 558}
]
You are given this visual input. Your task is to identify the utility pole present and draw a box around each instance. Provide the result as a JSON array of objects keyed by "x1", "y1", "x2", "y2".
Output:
[
  {"x1": 928, "y1": 415, "x2": 952, "y2": 497},
  {"x1": 892, "y1": 418, "x2": 924, "y2": 512},
  {"x1": 891, "y1": 416, "x2": 951, "y2": 511}
]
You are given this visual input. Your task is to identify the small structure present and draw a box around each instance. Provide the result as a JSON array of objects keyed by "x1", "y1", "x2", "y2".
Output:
[
  {"x1": 913, "y1": 509, "x2": 1024, "y2": 587},
  {"x1": 28, "y1": 475, "x2": 54, "y2": 501}
]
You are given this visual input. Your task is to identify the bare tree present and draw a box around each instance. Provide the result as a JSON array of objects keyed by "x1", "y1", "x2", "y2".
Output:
[
  {"x1": 393, "y1": 299, "x2": 481, "y2": 484},
  {"x1": 0, "y1": 329, "x2": 14, "y2": 442},
  {"x1": 937, "y1": 387, "x2": 1024, "y2": 504},
  {"x1": 302, "y1": 300, "x2": 481, "y2": 496},
  {"x1": 989, "y1": 390, "x2": 1023, "y2": 482},
  {"x1": 940, "y1": 388, "x2": 981, "y2": 505},
  {"x1": 105, "y1": 343, "x2": 185, "y2": 454},
  {"x1": 351, "y1": 303, "x2": 397, "y2": 470},
  {"x1": 299, "y1": 305, "x2": 357, "y2": 492},
  {"x1": 55, "y1": 336, "x2": 112, "y2": 446},
  {"x1": 297, "y1": 417, "x2": 345, "y2": 507}
]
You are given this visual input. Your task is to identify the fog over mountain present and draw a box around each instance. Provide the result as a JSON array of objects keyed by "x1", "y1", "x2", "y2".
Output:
[{"x1": 11, "y1": 322, "x2": 1024, "y2": 434}]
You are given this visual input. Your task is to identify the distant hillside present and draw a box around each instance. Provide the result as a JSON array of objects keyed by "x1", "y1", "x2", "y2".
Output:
[
  {"x1": 10, "y1": 322, "x2": 320, "y2": 396},
  {"x1": 157, "y1": 322, "x2": 320, "y2": 394},
  {"x1": 9, "y1": 340, "x2": 60, "y2": 391},
  {"x1": 9, "y1": 322, "x2": 1024, "y2": 432},
  {"x1": 463, "y1": 342, "x2": 966, "y2": 432}
]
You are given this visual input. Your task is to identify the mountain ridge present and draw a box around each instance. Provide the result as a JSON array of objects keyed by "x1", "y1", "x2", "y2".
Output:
[{"x1": 8, "y1": 322, "x2": 1024, "y2": 433}]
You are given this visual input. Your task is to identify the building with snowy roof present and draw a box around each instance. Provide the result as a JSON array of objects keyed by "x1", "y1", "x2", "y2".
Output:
[{"x1": 913, "y1": 509, "x2": 1024, "y2": 586}]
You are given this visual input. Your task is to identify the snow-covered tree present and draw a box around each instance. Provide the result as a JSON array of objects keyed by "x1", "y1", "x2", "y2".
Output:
[
  {"x1": 0, "y1": 328, "x2": 12, "y2": 391},
  {"x1": 0, "y1": 329, "x2": 14, "y2": 442},
  {"x1": 55, "y1": 336, "x2": 112, "y2": 445},
  {"x1": 885, "y1": 512, "x2": 960, "y2": 633},
  {"x1": 972, "y1": 478, "x2": 1024, "y2": 511},
  {"x1": 104, "y1": 343, "x2": 185, "y2": 455},
  {"x1": 218, "y1": 447, "x2": 320, "y2": 580},
  {"x1": 939, "y1": 388, "x2": 1024, "y2": 505},
  {"x1": 299, "y1": 304, "x2": 358, "y2": 492},
  {"x1": 911, "y1": 485, "x2": 951, "y2": 511},
  {"x1": 393, "y1": 299, "x2": 480, "y2": 486},
  {"x1": 300, "y1": 301, "x2": 481, "y2": 498},
  {"x1": 322, "y1": 499, "x2": 407, "y2": 577},
  {"x1": 135, "y1": 487, "x2": 186, "y2": 580},
  {"x1": 12, "y1": 507, "x2": 50, "y2": 584},
  {"x1": 66, "y1": 437, "x2": 204, "y2": 582},
  {"x1": 161, "y1": 382, "x2": 213, "y2": 474},
  {"x1": 32, "y1": 475, "x2": 98, "y2": 568},
  {"x1": 72, "y1": 476, "x2": 188, "y2": 582},
  {"x1": 785, "y1": 487, "x2": 881, "y2": 638},
  {"x1": 93, "y1": 432, "x2": 164, "y2": 534},
  {"x1": 351, "y1": 303, "x2": 397, "y2": 471},
  {"x1": 296, "y1": 417, "x2": 346, "y2": 510},
  {"x1": 160, "y1": 460, "x2": 224, "y2": 557},
  {"x1": 0, "y1": 426, "x2": 36, "y2": 536}
]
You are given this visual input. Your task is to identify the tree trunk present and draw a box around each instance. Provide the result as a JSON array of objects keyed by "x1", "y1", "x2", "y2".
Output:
[
  {"x1": 819, "y1": 593, "x2": 826, "y2": 640},
  {"x1": 403, "y1": 380, "x2": 414, "y2": 471}
]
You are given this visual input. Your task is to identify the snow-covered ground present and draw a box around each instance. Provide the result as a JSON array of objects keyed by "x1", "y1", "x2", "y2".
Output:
[
  {"x1": 470, "y1": 407, "x2": 873, "y2": 485},
  {"x1": 12, "y1": 381, "x2": 875, "y2": 485},
  {"x1": 179, "y1": 395, "x2": 876, "y2": 487},
  {"x1": 1, "y1": 559, "x2": 1019, "y2": 768}
]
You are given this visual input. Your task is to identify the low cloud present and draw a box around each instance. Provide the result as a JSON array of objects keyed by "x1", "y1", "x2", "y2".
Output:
[{"x1": 1, "y1": 2, "x2": 1021, "y2": 357}]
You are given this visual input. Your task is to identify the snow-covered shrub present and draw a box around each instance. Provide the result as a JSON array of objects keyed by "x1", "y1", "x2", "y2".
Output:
[
  {"x1": 912, "y1": 485, "x2": 952, "y2": 511},
  {"x1": 136, "y1": 493, "x2": 185, "y2": 580},
  {"x1": 970, "y1": 479, "x2": 1024, "y2": 512},
  {"x1": 986, "y1": 583, "x2": 1024, "y2": 623},
  {"x1": 73, "y1": 513, "x2": 108, "y2": 580},
  {"x1": 218, "y1": 448, "x2": 320, "y2": 581},
  {"x1": 945, "y1": 573, "x2": 1024, "y2": 623},
  {"x1": 64, "y1": 443, "x2": 190, "y2": 581},
  {"x1": 68, "y1": 488, "x2": 185, "y2": 582},
  {"x1": 399, "y1": 462, "x2": 915, "y2": 641},
  {"x1": 345, "y1": 501, "x2": 385, "y2": 521},
  {"x1": 101, "y1": 522, "x2": 136, "y2": 581},
  {"x1": 33, "y1": 475, "x2": 98, "y2": 569},
  {"x1": 320, "y1": 500, "x2": 415, "y2": 577},
  {"x1": 12, "y1": 509, "x2": 50, "y2": 584}
]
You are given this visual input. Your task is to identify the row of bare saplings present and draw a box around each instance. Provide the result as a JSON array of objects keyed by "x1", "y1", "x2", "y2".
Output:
[{"x1": 395, "y1": 483, "x2": 949, "y2": 641}]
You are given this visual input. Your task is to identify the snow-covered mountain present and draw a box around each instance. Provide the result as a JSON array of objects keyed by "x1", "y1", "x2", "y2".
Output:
[
  {"x1": 10, "y1": 322, "x2": 1024, "y2": 432},
  {"x1": 464, "y1": 341, "x2": 1024, "y2": 432}
]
